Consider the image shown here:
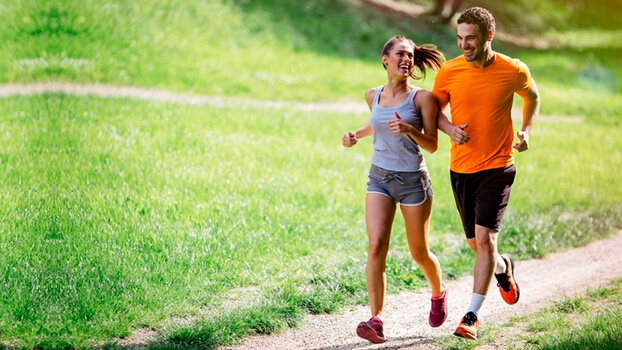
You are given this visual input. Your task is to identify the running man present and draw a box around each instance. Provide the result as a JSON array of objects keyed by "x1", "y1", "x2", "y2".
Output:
[{"x1": 432, "y1": 7, "x2": 540, "y2": 340}]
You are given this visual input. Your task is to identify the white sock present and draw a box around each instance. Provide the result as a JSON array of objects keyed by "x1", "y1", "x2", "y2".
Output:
[
  {"x1": 467, "y1": 293, "x2": 486, "y2": 316},
  {"x1": 495, "y1": 253, "x2": 507, "y2": 274}
]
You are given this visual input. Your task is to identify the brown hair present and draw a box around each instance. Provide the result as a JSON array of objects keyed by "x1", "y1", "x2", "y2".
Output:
[
  {"x1": 457, "y1": 7, "x2": 496, "y2": 38},
  {"x1": 381, "y1": 35, "x2": 445, "y2": 80}
]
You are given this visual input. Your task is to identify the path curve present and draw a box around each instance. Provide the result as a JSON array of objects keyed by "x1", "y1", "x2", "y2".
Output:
[
  {"x1": 0, "y1": 82, "x2": 581, "y2": 124},
  {"x1": 0, "y1": 82, "x2": 369, "y2": 114},
  {"x1": 223, "y1": 230, "x2": 622, "y2": 350}
]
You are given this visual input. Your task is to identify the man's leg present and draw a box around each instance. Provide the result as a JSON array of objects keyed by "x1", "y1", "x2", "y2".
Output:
[
  {"x1": 455, "y1": 166, "x2": 516, "y2": 340},
  {"x1": 455, "y1": 226, "x2": 497, "y2": 340},
  {"x1": 473, "y1": 224, "x2": 498, "y2": 296}
]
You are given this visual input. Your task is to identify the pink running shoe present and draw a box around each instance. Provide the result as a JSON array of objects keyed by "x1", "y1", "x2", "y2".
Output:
[
  {"x1": 429, "y1": 285, "x2": 448, "y2": 327},
  {"x1": 356, "y1": 316, "x2": 386, "y2": 343}
]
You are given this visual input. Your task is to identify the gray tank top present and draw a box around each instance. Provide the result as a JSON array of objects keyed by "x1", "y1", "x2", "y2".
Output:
[{"x1": 370, "y1": 85, "x2": 427, "y2": 172}]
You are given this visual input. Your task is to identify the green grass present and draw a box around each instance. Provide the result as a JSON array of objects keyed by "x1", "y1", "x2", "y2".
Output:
[
  {"x1": 2, "y1": 0, "x2": 622, "y2": 125},
  {"x1": 0, "y1": 94, "x2": 620, "y2": 348},
  {"x1": 435, "y1": 279, "x2": 622, "y2": 350},
  {"x1": 2, "y1": 0, "x2": 622, "y2": 128},
  {"x1": 518, "y1": 44, "x2": 622, "y2": 126},
  {"x1": 1, "y1": 0, "x2": 622, "y2": 348},
  {"x1": 0, "y1": 0, "x2": 453, "y2": 102},
  {"x1": 512, "y1": 279, "x2": 622, "y2": 350}
]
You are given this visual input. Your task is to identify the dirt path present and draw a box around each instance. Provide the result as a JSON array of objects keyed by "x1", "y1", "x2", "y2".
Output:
[
  {"x1": 1, "y1": 82, "x2": 581, "y2": 124},
  {"x1": 0, "y1": 82, "x2": 368, "y2": 114},
  {"x1": 224, "y1": 230, "x2": 622, "y2": 350}
]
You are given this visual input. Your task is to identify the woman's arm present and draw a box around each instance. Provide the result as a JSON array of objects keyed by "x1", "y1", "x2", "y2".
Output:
[
  {"x1": 342, "y1": 88, "x2": 376, "y2": 147},
  {"x1": 387, "y1": 90, "x2": 438, "y2": 153}
]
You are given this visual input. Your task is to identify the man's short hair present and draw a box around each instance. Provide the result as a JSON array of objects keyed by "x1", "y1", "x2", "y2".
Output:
[{"x1": 457, "y1": 7, "x2": 496, "y2": 37}]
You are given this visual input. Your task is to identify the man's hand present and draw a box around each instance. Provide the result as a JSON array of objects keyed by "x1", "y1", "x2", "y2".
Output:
[
  {"x1": 513, "y1": 130, "x2": 529, "y2": 152},
  {"x1": 450, "y1": 123, "x2": 470, "y2": 145}
]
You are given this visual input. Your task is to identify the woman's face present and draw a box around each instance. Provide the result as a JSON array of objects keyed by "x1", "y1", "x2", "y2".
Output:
[{"x1": 382, "y1": 40, "x2": 414, "y2": 78}]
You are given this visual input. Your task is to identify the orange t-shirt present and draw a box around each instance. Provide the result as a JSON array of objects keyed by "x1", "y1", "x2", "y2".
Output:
[{"x1": 433, "y1": 53, "x2": 534, "y2": 174}]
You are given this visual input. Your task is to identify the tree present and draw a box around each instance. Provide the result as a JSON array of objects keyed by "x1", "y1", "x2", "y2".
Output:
[{"x1": 432, "y1": 0, "x2": 466, "y2": 23}]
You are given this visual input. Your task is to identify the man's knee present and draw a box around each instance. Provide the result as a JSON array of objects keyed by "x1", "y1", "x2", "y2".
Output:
[{"x1": 475, "y1": 226, "x2": 498, "y2": 252}]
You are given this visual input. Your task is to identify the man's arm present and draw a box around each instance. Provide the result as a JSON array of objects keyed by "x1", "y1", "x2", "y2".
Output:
[
  {"x1": 436, "y1": 98, "x2": 470, "y2": 145},
  {"x1": 513, "y1": 81, "x2": 540, "y2": 152}
]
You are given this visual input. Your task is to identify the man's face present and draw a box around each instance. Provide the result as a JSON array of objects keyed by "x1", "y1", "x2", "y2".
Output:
[{"x1": 457, "y1": 23, "x2": 487, "y2": 63}]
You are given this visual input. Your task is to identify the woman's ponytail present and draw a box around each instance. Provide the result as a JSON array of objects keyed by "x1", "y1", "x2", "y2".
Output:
[{"x1": 410, "y1": 44, "x2": 445, "y2": 80}]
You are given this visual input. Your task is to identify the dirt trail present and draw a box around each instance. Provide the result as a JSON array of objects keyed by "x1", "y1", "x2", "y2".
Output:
[
  {"x1": 0, "y1": 82, "x2": 368, "y2": 114},
  {"x1": 224, "y1": 230, "x2": 622, "y2": 350}
]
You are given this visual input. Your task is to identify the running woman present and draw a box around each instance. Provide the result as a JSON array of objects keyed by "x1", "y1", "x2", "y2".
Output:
[{"x1": 342, "y1": 35, "x2": 447, "y2": 343}]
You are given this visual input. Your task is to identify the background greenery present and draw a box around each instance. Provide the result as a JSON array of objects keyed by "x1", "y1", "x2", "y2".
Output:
[
  {"x1": 1, "y1": 0, "x2": 621, "y2": 124},
  {"x1": 0, "y1": 0, "x2": 620, "y2": 348}
]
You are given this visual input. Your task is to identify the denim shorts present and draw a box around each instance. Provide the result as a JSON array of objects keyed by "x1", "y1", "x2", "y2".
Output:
[{"x1": 366, "y1": 164, "x2": 433, "y2": 206}]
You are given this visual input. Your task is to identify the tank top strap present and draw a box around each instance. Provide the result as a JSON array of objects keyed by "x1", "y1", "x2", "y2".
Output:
[
  {"x1": 372, "y1": 85, "x2": 384, "y2": 109},
  {"x1": 408, "y1": 86, "x2": 420, "y2": 108}
]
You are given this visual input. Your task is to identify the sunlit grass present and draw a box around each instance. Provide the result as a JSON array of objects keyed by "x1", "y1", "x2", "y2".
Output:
[
  {"x1": 435, "y1": 279, "x2": 622, "y2": 350},
  {"x1": 0, "y1": 0, "x2": 621, "y2": 348},
  {"x1": 490, "y1": 279, "x2": 622, "y2": 350},
  {"x1": 0, "y1": 0, "x2": 449, "y2": 102},
  {"x1": 0, "y1": 95, "x2": 620, "y2": 348}
]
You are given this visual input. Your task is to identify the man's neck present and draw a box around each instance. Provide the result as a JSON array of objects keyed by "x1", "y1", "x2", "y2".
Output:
[
  {"x1": 482, "y1": 50, "x2": 496, "y2": 68},
  {"x1": 470, "y1": 48, "x2": 495, "y2": 68}
]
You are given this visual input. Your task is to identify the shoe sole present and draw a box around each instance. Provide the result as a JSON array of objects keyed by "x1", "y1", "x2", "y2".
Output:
[
  {"x1": 429, "y1": 316, "x2": 447, "y2": 328},
  {"x1": 506, "y1": 254, "x2": 520, "y2": 304},
  {"x1": 454, "y1": 329, "x2": 477, "y2": 340},
  {"x1": 356, "y1": 323, "x2": 386, "y2": 343}
]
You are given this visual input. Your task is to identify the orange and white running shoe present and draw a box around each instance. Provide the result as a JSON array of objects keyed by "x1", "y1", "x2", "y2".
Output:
[{"x1": 454, "y1": 312, "x2": 480, "y2": 340}]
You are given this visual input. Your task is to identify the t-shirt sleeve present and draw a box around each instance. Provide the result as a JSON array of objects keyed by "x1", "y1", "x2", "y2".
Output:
[
  {"x1": 432, "y1": 67, "x2": 450, "y2": 108},
  {"x1": 515, "y1": 59, "x2": 534, "y2": 96}
]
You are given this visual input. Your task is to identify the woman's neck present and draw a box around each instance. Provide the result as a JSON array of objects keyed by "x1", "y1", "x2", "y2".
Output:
[{"x1": 384, "y1": 78, "x2": 411, "y2": 96}]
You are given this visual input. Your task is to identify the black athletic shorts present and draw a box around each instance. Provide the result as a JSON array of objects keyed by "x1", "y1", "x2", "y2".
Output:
[{"x1": 450, "y1": 164, "x2": 516, "y2": 239}]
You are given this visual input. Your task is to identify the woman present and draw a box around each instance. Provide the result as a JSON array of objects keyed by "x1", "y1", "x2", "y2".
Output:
[{"x1": 342, "y1": 35, "x2": 447, "y2": 343}]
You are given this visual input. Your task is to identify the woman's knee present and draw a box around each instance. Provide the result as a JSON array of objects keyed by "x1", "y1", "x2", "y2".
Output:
[
  {"x1": 368, "y1": 238, "x2": 390, "y2": 258},
  {"x1": 410, "y1": 247, "x2": 431, "y2": 264}
]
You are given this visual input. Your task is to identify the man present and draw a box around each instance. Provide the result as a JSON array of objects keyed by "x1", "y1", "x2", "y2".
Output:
[{"x1": 432, "y1": 7, "x2": 540, "y2": 340}]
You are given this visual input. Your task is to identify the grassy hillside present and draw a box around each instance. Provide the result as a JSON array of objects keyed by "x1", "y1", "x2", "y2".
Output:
[
  {"x1": 0, "y1": 0, "x2": 451, "y2": 101},
  {"x1": 1, "y1": 0, "x2": 621, "y2": 124}
]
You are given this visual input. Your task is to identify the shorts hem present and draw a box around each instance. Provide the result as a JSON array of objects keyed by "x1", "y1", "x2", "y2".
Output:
[
  {"x1": 366, "y1": 191, "x2": 395, "y2": 202},
  {"x1": 475, "y1": 222, "x2": 502, "y2": 233},
  {"x1": 399, "y1": 194, "x2": 432, "y2": 207}
]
